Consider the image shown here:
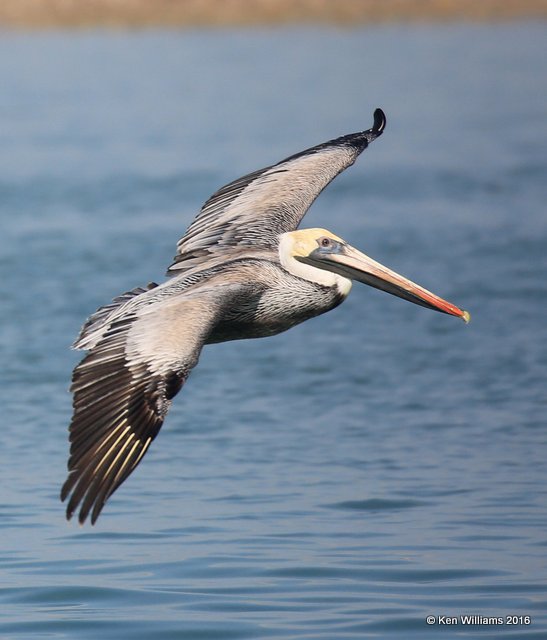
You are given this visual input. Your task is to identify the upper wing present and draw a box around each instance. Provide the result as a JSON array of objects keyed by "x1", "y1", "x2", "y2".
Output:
[
  {"x1": 61, "y1": 284, "x2": 241, "y2": 525},
  {"x1": 168, "y1": 108, "x2": 386, "y2": 274}
]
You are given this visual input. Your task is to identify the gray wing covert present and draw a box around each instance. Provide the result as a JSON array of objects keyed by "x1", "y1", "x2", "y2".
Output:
[{"x1": 168, "y1": 109, "x2": 386, "y2": 274}]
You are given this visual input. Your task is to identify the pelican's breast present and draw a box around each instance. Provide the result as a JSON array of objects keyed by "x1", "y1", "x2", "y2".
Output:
[{"x1": 205, "y1": 258, "x2": 347, "y2": 344}]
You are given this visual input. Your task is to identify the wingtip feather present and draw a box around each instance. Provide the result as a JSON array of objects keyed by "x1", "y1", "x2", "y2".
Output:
[{"x1": 373, "y1": 108, "x2": 386, "y2": 134}]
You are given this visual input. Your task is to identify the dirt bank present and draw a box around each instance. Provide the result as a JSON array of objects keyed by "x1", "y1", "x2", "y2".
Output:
[{"x1": 1, "y1": 0, "x2": 545, "y2": 29}]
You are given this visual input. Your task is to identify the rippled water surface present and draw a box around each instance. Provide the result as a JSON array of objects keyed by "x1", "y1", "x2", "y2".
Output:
[{"x1": 1, "y1": 23, "x2": 546, "y2": 639}]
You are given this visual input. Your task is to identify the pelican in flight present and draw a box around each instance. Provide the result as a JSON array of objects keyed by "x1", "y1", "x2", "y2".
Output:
[{"x1": 61, "y1": 109, "x2": 469, "y2": 524}]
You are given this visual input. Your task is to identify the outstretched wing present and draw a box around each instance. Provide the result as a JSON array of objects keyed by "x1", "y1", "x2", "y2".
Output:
[
  {"x1": 61, "y1": 285, "x2": 238, "y2": 525},
  {"x1": 168, "y1": 108, "x2": 386, "y2": 274}
]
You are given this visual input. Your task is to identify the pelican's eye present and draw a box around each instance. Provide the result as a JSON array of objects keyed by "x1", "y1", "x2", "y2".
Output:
[{"x1": 319, "y1": 236, "x2": 333, "y2": 248}]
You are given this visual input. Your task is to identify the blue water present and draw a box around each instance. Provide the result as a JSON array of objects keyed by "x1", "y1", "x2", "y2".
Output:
[{"x1": 1, "y1": 23, "x2": 546, "y2": 639}]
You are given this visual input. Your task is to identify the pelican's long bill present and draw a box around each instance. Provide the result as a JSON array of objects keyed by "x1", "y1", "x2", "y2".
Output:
[{"x1": 298, "y1": 242, "x2": 470, "y2": 322}]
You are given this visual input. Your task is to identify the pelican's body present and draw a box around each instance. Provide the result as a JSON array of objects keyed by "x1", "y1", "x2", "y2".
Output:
[{"x1": 62, "y1": 109, "x2": 468, "y2": 524}]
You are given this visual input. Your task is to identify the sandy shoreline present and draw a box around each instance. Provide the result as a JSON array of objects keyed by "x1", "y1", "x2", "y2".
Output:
[{"x1": 0, "y1": 0, "x2": 545, "y2": 29}]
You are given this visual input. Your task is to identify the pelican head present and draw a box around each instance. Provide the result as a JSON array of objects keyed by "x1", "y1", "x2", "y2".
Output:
[{"x1": 279, "y1": 228, "x2": 469, "y2": 321}]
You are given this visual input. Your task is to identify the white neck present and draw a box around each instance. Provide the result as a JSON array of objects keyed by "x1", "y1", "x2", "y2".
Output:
[{"x1": 278, "y1": 234, "x2": 352, "y2": 296}]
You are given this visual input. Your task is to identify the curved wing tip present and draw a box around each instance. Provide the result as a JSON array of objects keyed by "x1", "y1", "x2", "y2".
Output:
[
  {"x1": 63, "y1": 504, "x2": 98, "y2": 526},
  {"x1": 373, "y1": 108, "x2": 386, "y2": 134},
  {"x1": 61, "y1": 486, "x2": 93, "y2": 525}
]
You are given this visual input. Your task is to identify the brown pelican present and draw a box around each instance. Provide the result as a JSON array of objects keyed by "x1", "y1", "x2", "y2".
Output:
[{"x1": 61, "y1": 109, "x2": 469, "y2": 524}]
